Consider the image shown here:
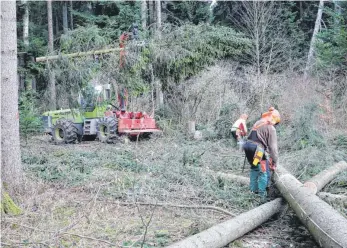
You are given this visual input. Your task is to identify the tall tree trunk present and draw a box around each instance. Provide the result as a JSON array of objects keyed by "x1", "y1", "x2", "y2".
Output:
[
  {"x1": 55, "y1": 9, "x2": 59, "y2": 36},
  {"x1": 18, "y1": 54, "x2": 25, "y2": 92},
  {"x1": 62, "y1": 1, "x2": 68, "y2": 33},
  {"x1": 1, "y1": 0, "x2": 23, "y2": 191},
  {"x1": 299, "y1": 2, "x2": 303, "y2": 20},
  {"x1": 304, "y1": 0, "x2": 324, "y2": 77},
  {"x1": 156, "y1": 0, "x2": 161, "y2": 35},
  {"x1": 153, "y1": 0, "x2": 164, "y2": 108},
  {"x1": 69, "y1": 0, "x2": 73, "y2": 30},
  {"x1": 22, "y1": 0, "x2": 29, "y2": 48},
  {"x1": 47, "y1": 0, "x2": 56, "y2": 110},
  {"x1": 141, "y1": 0, "x2": 147, "y2": 30},
  {"x1": 148, "y1": 1, "x2": 155, "y2": 30},
  {"x1": 155, "y1": 0, "x2": 164, "y2": 107},
  {"x1": 20, "y1": 0, "x2": 30, "y2": 92}
]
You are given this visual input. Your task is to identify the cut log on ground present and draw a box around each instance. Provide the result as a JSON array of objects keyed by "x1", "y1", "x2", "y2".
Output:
[
  {"x1": 303, "y1": 161, "x2": 347, "y2": 194},
  {"x1": 166, "y1": 198, "x2": 283, "y2": 248},
  {"x1": 318, "y1": 192, "x2": 347, "y2": 208},
  {"x1": 274, "y1": 165, "x2": 347, "y2": 248},
  {"x1": 35, "y1": 48, "x2": 122, "y2": 62},
  {"x1": 203, "y1": 169, "x2": 250, "y2": 186}
]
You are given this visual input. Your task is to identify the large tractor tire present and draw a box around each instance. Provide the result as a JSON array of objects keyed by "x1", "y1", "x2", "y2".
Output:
[
  {"x1": 52, "y1": 119, "x2": 79, "y2": 144},
  {"x1": 96, "y1": 117, "x2": 118, "y2": 143}
]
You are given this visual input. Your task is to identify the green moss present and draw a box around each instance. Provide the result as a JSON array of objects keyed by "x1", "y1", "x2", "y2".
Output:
[{"x1": 1, "y1": 192, "x2": 22, "y2": 216}]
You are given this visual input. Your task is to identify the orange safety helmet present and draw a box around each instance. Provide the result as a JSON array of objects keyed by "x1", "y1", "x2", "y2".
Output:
[{"x1": 262, "y1": 107, "x2": 281, "y2": 125}]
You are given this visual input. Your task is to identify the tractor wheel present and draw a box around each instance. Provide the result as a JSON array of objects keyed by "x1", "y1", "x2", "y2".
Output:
[
  {"x1": 52, "y1": 119, "x2": 79, "y2": 144},
  {"x1": 96, "y1": 117, "x2": 118, "y2": 143}
]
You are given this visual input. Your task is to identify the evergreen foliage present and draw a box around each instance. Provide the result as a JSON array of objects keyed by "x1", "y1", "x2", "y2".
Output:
[
  {"x1": 316, "y1": 5, "x2": 347, "y2": 75},
  {"x1": 151, "y1": 23, "x2": 251, "y2": 87},
  {"x1": 19, "y1": 91, "x2": 43, "y2": 143}
]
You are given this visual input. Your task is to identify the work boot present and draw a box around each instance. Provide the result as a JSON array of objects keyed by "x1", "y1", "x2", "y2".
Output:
[{"x1": 258, "y1": 190, "x2": 267, "y2": 204}]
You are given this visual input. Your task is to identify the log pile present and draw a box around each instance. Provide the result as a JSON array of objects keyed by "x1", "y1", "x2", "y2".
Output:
[{"x1": 167, "y1": 161, "x2": 347, "y2": 248}]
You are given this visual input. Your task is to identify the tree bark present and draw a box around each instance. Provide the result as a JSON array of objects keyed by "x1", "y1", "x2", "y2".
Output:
[
  {"x1": 1, "y1": 0, "x2": 23, "y2": 191},
  {"x1": 156, "y1": 0, "x2": 161, "y2": 36},
  {"x1": 47, "y1": 0, "x2": 54, "y2": 49},
  {"x1": 69, "y1": 0, "x2": 73, "y2": 30},
  {"x1": 304, "y1": 0, "x2": 324, "y2": 77},
  {"x1": 167, "y1": 198, "x2": 284, "y2": 248},
  {"x1": 274, "y1": 166, "x2": 347, "y2": 248},
  {"x1": 318, "y1": 192, "x2": 347, "y2": 208},
  {"x1": 141, "y1": 0, "x2": 147, "y2": 30},
  {"x1": 47, "y1": 0, "x2": 56, "y2": 110},
  {"x1": 22, "y1": 0, "x2": 29, "y2": 48},
  {"x1": 63, "y1": 1, "x2": 68, "y2": 33}
]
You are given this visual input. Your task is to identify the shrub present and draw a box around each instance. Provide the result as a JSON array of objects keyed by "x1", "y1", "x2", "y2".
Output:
[
  {"x1": 214, "y1": 104, "x2": 239, "y2": 139},
  {"x1": 19, "y1": 91, "x2": 43, "y2": 144}
]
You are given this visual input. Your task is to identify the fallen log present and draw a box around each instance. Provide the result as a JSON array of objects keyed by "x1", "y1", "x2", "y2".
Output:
[
  {"x1": 166, "y1": 198, "x2": 283, "y2": 248},
  {"x1": 35, "y1": 48, "x2": 122, "y2": 62},
  {"x1": 203, "y1": 169, "x2": 250, "y2": 186},
  {"x1": 274, "y1": 165, "x2": 347, "y2": 248},
  {"x1": 318, "y1": 192, "x2": 347, "y2": 208},
  {"x1": 303, "y1": 161, "x2": 347, "y2": 194}
]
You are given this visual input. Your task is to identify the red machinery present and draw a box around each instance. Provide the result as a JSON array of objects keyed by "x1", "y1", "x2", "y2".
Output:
[{"x1": 103, "y1": 25, "x2": 161, "y2": 138}]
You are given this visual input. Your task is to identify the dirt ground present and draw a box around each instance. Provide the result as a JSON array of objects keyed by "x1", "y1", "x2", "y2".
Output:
[{"x1": 2, "y1": 134, "x2": 345, "y2": 247}]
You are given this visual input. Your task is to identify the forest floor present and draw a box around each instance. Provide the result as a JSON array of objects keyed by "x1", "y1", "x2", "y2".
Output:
[{"x1": 1, "y1": 134, "x2": 346, "y2": 248}]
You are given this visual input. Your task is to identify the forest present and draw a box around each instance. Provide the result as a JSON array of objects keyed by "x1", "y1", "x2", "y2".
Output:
[{"x1": 1, "y1": 1, "x2": 347, "y2": 247}]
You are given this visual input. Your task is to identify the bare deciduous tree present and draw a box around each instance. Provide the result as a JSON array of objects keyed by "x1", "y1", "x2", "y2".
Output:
[
  {"x1": 305, "y1": 0, "x2": 324, "y2": 77},
  {"x1": 228, "y1": 1, "x2": 300, "y2": 111}
]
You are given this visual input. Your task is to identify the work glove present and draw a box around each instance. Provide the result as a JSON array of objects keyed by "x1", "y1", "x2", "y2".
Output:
[
  {"x1": 270, "y1": 162, "x2": 276, "y2": 171},
  {"x1": 269, "y1": 158, "x2": 276, "y2": 171}
]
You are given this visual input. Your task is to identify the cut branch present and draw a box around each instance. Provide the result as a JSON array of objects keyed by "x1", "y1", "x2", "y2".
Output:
[{"x1": 110, "y1": 201, "x2": 236, "y2": 217}]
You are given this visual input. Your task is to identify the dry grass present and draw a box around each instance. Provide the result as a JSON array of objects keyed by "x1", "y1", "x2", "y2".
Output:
[{"x1": 4, "y1": 132, "x2": 346, "y2": 247}]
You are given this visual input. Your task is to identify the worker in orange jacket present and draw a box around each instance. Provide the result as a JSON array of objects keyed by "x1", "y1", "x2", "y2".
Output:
[
  {"x1": 231, "y1": 114, "x2": 248, "y2": 142},
  {"x1": 243, "y1": 107, "x2": 280, "y2": 202}
]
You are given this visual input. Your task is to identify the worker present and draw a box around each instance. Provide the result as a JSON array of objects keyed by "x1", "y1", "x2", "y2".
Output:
[
  {"x1": 129, "y1": 23, "x2": 139, "y2": 40},
  {"x1": 243, "y1": 107, "x2": 280, "y2": 202},
  {"x1": 231, "y1": 114, "x2": 248, "y2": 142},
  {"x1": 119, "y1": 31, "x2": 129, "y2": 68}
]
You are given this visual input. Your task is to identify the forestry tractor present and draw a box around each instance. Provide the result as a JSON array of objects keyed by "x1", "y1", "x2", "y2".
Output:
[
  {"x1": 41, "y1": 24, "x2": 161, "y2": 144},
  {"x1": 42, "y1": 84, "x2": 161, "y2": 144}
]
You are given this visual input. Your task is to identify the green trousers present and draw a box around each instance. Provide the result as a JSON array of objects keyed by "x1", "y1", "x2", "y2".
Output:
[{"x1": 250, "y1": 164, "x2": 270, "y2": 198}]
